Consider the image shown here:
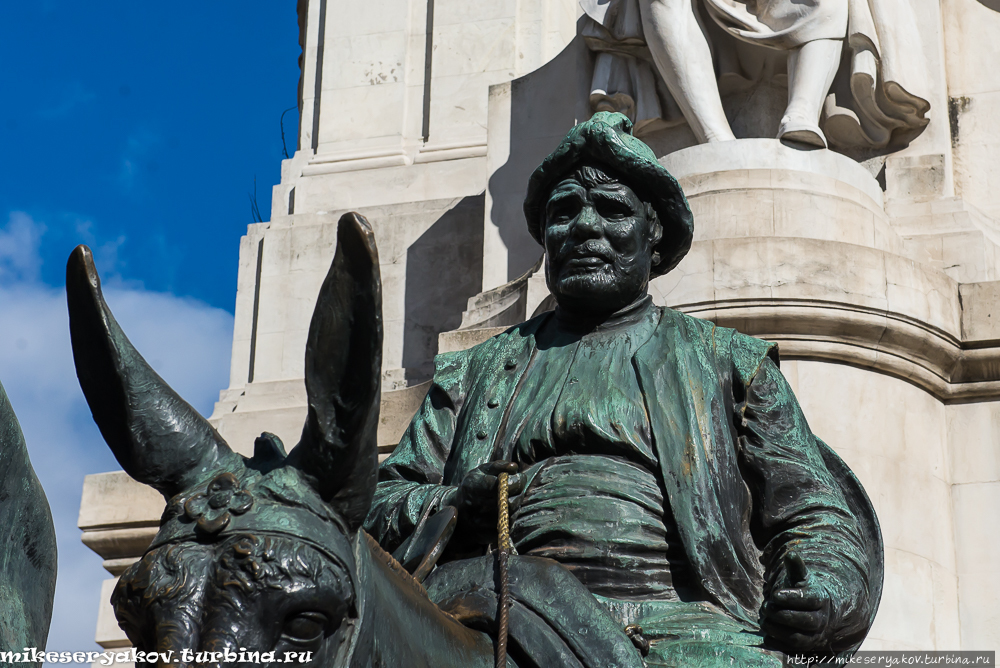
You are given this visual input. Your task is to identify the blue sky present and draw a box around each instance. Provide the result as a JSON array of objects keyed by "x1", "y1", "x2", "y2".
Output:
[
  {"x1": 1, "y1": 2, "x2": 300, "y2": 308},
  {"x1": 0, "y1": 2, "x2": 300, "y2": 654}
]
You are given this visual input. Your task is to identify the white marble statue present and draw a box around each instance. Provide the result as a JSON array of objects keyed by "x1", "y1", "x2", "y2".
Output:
[{"x1": 582, "y1": 0, "x2": 930, "y2": 149}]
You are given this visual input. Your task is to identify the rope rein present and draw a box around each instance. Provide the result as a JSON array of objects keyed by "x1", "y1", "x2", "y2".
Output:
[
  {"x1": 494, "y1": 469, "x2": 649, "y2": 662},
  {"x1": 496, "y1": 471, "x2": 513, "y2": 668},
  {"x1": 497, "y1": 472, "x2": 513, "y2": 553}
]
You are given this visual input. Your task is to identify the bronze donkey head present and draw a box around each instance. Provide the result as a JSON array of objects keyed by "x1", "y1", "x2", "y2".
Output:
[
  {"x1": 68, "y1": 214, "x2": 397, "y2": 664},
  {"x1": 68, "y1": 212, "x2": 642, "y2": 668}
]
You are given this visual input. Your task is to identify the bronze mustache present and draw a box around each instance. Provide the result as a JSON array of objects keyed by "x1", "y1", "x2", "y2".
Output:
[{"x1": 562, "y1": 242, "x2": 617, "y2": 264}]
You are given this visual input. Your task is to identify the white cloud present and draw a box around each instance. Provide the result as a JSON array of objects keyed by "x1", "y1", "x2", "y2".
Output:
[
  {"x1": 0, "y1": 211, "x2": 46, "y2": 283},
  {"x1": 0, "y1": 213, "x2": 234, "y2": 652}
]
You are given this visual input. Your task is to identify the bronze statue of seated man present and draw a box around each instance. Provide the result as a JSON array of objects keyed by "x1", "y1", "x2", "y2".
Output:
[
  {"x1": 365, "y1": 111, "x2": 882, "y2": 666},
  {"x1": 70, "y1": 110, "x2": 879, "y2": 668}
]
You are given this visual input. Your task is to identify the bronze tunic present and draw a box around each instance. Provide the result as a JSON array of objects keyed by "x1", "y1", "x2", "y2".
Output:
[{"x1": 502, "y1": 297, "x2": 695, "y2": 600}]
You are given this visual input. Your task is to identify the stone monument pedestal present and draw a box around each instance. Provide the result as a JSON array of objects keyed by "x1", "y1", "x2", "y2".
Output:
[
  {"x1": 660, "y1": 139, "x2": 896, "y2": 252},
  {"x1": 652, "y1": 139, "x2": 996, "y2": 400},
  {"x1": 76, "y1": 0, "x2": 1000, "y2": 652}
]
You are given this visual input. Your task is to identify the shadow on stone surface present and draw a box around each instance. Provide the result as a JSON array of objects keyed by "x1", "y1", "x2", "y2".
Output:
[
  {"x1": 403, "y1": 195, "x2": 485, "y2": 379},
  {"x1": 487, "y1": 28, "x2": 593, "y2": 284}
]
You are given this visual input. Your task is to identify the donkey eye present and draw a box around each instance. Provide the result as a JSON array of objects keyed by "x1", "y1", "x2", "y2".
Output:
[{"x1": 282, "y1": 611, "x2": 329, "y2": 643}]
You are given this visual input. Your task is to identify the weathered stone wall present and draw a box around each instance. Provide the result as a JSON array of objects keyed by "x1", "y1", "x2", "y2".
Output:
[{"x1": 942, "y1": 0, "x2": 1000, "y2": 221}]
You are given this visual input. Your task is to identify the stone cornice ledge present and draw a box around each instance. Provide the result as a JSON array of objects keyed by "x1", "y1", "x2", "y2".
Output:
[
  {"x1": 301, "y1": 140, "x2": 488, "y2": 176},
  {"x1": 681, "y1": 298, "x2": 1000, "y2": 403}
]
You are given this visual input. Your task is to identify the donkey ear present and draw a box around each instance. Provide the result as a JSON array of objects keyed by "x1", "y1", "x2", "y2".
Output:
[
  {"x1": 0, "y1": 379, "x2": 57, "y2": 649},
  {"x1": 287, "y1": 213, "x2": 382, "y2": 532},
  {"x1": 66, "y1": 245, "x2": 241, "y2": 500}
]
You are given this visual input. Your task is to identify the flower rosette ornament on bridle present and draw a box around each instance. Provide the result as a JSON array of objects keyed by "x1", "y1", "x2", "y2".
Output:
[{"x1": 183, "y1": 472, "x2": 254, "y2": 534}]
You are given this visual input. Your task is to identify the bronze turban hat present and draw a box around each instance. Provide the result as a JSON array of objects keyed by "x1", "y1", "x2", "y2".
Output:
[{"x1": 523, "y1": 111, "x2": 694, "y2": 276}]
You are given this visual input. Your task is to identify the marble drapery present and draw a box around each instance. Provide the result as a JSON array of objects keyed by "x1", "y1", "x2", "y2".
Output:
[{"x1": 582, "y1": 0, "x2": 930, "y2": 149}]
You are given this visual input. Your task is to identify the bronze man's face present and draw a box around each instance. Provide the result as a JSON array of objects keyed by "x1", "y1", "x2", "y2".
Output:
[{"x1": 542, "y1": 166, "x2": 662, "y2": 316}]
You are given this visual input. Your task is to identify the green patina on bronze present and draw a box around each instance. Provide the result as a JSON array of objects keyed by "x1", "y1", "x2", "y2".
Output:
[
  {"x1": 71, "y1": 112, "x2": 881, "y2": 668},
  {"x1": 370, "y1": 111, "x2": 883, "y2": 665},
  {"x1": 371, "y1": 306, "x2": 882, "y2": 665},
  {"x1": 0, "y1": 380, "x2": 56, "y2": 667},
  {"x1": 523, "y1": 111, "x2": 693, "y2": 275}
]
